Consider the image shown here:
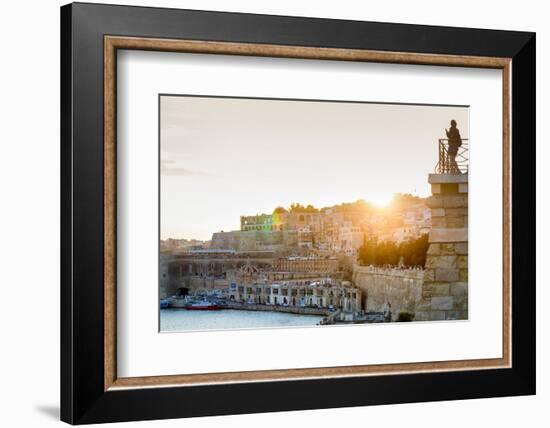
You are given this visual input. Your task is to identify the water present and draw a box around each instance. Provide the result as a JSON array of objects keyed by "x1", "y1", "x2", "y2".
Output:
[{"x1": 160, "y1": 308, "x2": 324, "y2": 332}]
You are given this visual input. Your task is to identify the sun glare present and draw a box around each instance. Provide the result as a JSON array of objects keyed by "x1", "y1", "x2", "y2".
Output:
[{"x1": 370, "y1": 195, "x2": 394, "y2": 208}]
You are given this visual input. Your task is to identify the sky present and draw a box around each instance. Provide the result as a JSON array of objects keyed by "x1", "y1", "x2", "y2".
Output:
[{"x1": 160, "y1": 95, "x2": 469, "y2": 240}]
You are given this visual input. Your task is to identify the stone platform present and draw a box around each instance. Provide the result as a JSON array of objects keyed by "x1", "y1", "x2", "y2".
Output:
[{"x1": 415, "y1": 173, "x2": 468, "y2": 321}]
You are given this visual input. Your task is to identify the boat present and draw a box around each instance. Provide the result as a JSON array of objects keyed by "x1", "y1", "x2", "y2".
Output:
[
  {"x1": 168, "y1": 296, "x2": 189, "y2": 308},
  {"x1": 184, "y1": 300, "x2": 221, "y2": 311},
  {"x1": 159, "y1": 298, "x2": 171, "y2": 309}
]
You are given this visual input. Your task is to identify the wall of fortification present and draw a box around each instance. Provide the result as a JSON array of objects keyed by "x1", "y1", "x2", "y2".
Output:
[{"x1": 352, "y1": 265, "x2": 424, "y2": 320}]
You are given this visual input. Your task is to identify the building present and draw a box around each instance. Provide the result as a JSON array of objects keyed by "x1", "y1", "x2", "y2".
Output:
[
  {"x1": 160, "y1": 249, "x2": 275, "y2": 293},
  {"x1": 211, "y1": 230, "x2": 287, "y2": 252},
  {"x1": 240, "y1": 211, "x2": 322, "y2": 235},
  {"x1": 211, "y1": 230, "x2": 256, "y2": 251},
  {"x1": 297, "y1": 227, "x2": 314, "y2": 248},
  {"x1": 160, "y1": 238, "x2": 208, "y2": 251},
  {"x1": 240, "y1": 214, "x2": 274, "y2": 231},
  {"x1": 184, "y1": 198, "x2": 431, "y2": 271},
  {"x1": 273, "y1": 256, "x2": 338, "y2": 273},
  {"x1": 228, "y1": 279, "x2": 361, "y2": 312},
  {"x1": 368, "y1": 202, "x2": 431, "y2": 244},
  {"x1": 336, "y1": 222, "x2": 364, "y2": 255}
]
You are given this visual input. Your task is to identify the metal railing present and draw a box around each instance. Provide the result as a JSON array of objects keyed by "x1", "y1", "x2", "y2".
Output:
[{"x1": 435, "y1": 138, "x2": 469, "y2": 174}]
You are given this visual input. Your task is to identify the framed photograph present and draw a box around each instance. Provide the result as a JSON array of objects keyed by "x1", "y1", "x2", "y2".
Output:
[{"x1": 60, "y1": 2, "x2": 535, "y2": 424}]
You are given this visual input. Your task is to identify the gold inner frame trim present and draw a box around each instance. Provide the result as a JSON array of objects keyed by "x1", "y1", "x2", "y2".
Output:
[{"x1": 104, "y1": 35, "x2": 512, "y2": 391}]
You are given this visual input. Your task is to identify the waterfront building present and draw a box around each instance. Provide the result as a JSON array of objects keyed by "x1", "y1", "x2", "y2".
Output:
[
  {"x1": 159, "y1": 251, "x2": 172, "y2": 298},
  {"x1": 227, "y1": 279, "x2": 361, "y2": 312},
  {"x1": 160, "y1": 249, "x2": 275, "y2": 295}
]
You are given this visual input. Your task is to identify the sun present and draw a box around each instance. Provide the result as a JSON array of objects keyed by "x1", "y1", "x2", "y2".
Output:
[{"x1": 370, "y1": 195, "x2": 395, "y2": 208}]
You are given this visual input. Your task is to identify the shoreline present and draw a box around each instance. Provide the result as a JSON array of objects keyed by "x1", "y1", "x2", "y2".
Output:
[{"x1": 223, "y1": 302, "x2": 330, "y2": 316}]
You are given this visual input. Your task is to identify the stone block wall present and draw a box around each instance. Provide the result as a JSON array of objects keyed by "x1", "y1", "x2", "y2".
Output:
[
  {"x1": 352, "y1": 265, "x2": 424, "y2": 320},
  {"x1": 415, "y1": 174, "x2": 468, "y2": 321}
]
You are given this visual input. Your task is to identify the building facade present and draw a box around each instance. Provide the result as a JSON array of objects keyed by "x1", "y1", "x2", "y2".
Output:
[
  {"x1": 272, "y1": 256, "x2": 338, "y2": 273},
  {"x1": 228, "y1": 279, "x2": 361, "y2": 312}
]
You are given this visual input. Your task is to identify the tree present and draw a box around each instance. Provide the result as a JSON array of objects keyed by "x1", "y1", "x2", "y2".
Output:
[
  {"x1": 289, "y1": 203, "x2": 319, "y2": 213},
  {"x1": 375, "y1": 240, "x2": 399, "y2": 266},
  {"x1": 399, "y1": 233, "x2": 429, "y2": 267},
  {"x1": 358, "y1": 233, "x2": 429, "y2": 268},
  {"x1": 358, "y1": 237, "x2": 377, "y2": 266}
]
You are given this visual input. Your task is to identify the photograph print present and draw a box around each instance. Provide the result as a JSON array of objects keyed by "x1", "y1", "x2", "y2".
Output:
[{"x1": 159, "y1": 95, "x2": 469, "y2": 332}]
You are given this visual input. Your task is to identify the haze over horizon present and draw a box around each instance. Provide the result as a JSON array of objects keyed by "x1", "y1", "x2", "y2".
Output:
[{"x1": 160, "y1": 95, "x2": 469, "y2": 240}]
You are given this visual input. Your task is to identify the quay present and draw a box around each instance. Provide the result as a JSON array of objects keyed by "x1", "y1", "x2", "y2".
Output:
[
  {"x1": 320, "y1": 310, "x2": 388, "y2": 325},
  {"x1": 224, "y1": 301, "x2": 330, "y2": 316}
]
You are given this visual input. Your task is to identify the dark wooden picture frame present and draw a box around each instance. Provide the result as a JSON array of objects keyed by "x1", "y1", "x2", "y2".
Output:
[{"x1": 61, "y1": 2, "x2": 535, "y2": 424}]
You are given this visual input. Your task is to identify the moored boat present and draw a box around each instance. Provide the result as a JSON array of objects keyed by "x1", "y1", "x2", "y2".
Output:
[
  {"x1": 168, "y1": 296, "x2": 189, "y2": 308},
  {"x1": 185, "y1": 300, "x2": 221, "y2": 311}
]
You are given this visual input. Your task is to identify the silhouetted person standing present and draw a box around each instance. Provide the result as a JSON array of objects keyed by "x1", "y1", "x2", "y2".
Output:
[{"x1": 445, "y1": 120, "x2": 462, "y2": 173}]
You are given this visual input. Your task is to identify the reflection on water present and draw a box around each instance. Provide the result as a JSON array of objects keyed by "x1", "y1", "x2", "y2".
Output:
[{"x1": 160, "y1": 308, "x2": 323, "y2": 332}]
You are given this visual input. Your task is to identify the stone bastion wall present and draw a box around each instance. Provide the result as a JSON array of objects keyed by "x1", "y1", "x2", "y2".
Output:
[{"x1": 352, "y1": 265, "x2": 424, "y2": 320}]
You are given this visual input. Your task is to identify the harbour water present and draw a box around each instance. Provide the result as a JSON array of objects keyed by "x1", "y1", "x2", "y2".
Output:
[{"x1": 160, "y1": 308, "x2": 324, "y2": 332}]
